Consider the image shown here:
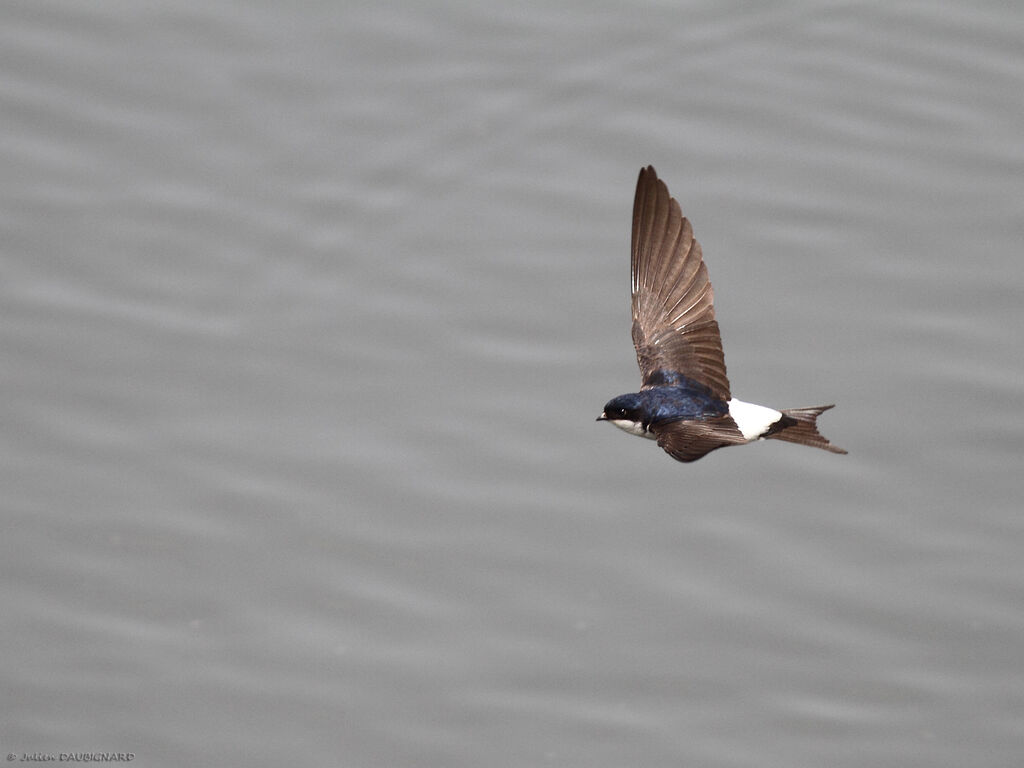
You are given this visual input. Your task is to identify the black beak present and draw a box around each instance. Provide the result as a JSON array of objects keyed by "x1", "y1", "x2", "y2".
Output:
[{"x1": 596, "y1": 414, "x2": 607, "y2": 421}]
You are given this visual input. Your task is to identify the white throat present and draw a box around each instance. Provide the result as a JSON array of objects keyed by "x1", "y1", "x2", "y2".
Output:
[{"x1": 608, "y1": 419, "x2": 656, "y2": 440}]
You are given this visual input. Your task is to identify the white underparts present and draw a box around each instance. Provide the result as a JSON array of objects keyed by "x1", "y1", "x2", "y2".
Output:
[
  {"x1": 609, "y1": 419, "x2": 657, "y2": 440},
  {"x1": 728, "y1": 398, "x2": 783, "y2": 441}
]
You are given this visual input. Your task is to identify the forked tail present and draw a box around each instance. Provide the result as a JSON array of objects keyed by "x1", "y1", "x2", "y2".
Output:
[{"x1": 766, "y1": 405, "x2": 847, "y2": 454}]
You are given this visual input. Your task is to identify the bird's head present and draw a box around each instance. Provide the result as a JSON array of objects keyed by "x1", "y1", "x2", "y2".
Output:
[{"x1": 597, "y1": 393, "x2": 649, "y2": 437}]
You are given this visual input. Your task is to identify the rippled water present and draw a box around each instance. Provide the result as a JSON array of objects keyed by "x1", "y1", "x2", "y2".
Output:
[{"x1": 3, "y1": 2, "x2": 1023, "y2": 766}]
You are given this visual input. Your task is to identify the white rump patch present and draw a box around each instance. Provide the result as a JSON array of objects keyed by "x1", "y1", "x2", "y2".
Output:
[
  {"x1": 728, "y1": 398, "x2": 782, "y2": 441},
  {"x1": 608, "y1": 419, "x2": 656, "y2": 440}
]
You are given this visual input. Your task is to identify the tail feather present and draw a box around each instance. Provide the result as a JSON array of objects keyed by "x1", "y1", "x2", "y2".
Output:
[{"x1": 766, "y1": 404, "x2": 847, "y2": 455}]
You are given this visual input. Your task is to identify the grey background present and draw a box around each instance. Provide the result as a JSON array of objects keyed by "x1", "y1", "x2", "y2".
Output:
[{"x1": 3, "y1": 1, "x2": 1023, "y2": 766}]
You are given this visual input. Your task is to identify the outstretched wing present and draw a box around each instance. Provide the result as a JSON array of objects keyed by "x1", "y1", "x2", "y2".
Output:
[
  {"x1": 631, "y1": 166, "x2": 730, "y2": 400},
  {"x1": 651, "y1": 416, "x2": 746, "y2": 463}
]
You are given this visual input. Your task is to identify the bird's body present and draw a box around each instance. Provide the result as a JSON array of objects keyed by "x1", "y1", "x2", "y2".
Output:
[{"x1": 598, "y1": 166, "x2": 846, "y2": 463}]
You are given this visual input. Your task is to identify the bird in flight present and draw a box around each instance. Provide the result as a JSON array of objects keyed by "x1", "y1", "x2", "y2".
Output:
[{"x1": 597, "y1": 166, "x2": 846, "y2": 463}]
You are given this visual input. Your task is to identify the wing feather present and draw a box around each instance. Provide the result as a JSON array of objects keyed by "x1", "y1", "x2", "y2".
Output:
[
  {"x1": 631, "y1": 166, "x2": 730, "y2": 400},
  {"x1": 652, "y1": 416, "x2": 747, "y2": 463}
]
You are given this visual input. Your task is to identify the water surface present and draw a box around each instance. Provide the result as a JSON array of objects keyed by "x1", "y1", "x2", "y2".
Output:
[{"x1": 2, "y1": 2, "x2": 1023, "y2": 766}]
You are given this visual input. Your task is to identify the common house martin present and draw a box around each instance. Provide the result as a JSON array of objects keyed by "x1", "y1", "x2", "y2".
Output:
[{"x1": 598, "y1": 166, "x2": 846, "y2": 463}]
